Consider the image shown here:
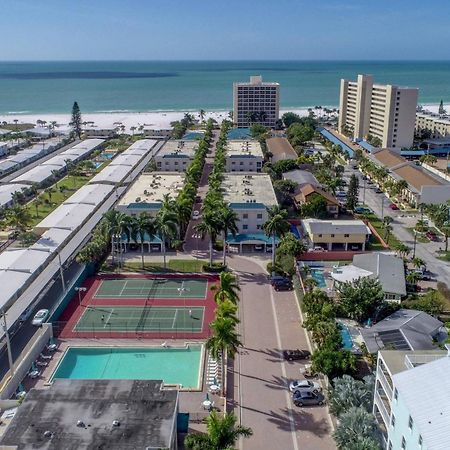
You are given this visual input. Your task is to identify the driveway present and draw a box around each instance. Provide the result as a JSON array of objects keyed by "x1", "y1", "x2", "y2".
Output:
[{"x1": 227, "y1": 255, "x2": 334, "y2": 450}]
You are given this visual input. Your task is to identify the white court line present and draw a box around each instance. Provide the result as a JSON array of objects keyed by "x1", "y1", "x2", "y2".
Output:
[
  {"x1": 104, "y1": 309, "x2": 114, "y2": 328},
  {"x1": 172, "y1": 308, "x2": 178, "y2": 329},
  {"x1": 119, "y1": 280, "x2": 128, "y2": 296}
]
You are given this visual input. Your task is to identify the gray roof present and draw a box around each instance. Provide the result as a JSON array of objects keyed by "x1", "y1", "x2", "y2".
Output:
[
  {"x1": 283, "y1": 170, "x2": 320, "y2": 187},
  {"x1": 361, "y1": 309, "x2": 443, "y2": 353},
  {"x1": 353, "y1": 252, "x2": 406, "y2": 296},
  {"x1": 0, "y1": 379, "x2": 178, "y2": 450}
]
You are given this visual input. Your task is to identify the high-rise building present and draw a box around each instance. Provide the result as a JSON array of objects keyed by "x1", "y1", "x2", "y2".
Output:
[
  {"x1": 338, "y1": 74, "x2": 418, "y2": 150},
  {"x1": 233, "y1": 76, "x2": 280, "y2": 128}
]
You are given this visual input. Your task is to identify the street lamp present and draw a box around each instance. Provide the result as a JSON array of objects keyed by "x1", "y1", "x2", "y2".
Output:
[{"x1": 75, "y1": 287, "x2": 87, "y2": 306}]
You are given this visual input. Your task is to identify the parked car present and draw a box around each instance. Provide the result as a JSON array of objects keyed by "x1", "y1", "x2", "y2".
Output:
[
  {"x1": 283, "y1": 349, "x2": 311, "y2": 361},
  {"x1": 19, "y1": 307, "x2": 34, "y2": 323},
  {"x1": 389, "y1": 203, "x2": 399, "y2": 210},
  {"x1": 269, "y1": 275, "x2": 291, "y2": 286},
  {"x1": 375, "y1": 188, "x2": 383, "y2": 193},
  {"x1": 289, "y1": 379, "x2": 321, "y2": 394},
  {"x1": 293, "y1": 390, "x2": 326, "y2": 407},
  {"x1": 274, "y1": 279, "x2": 293, "y2": 291},
  {"x1": 426, "y1": 231, "x2": 439, "y2": 241},
  {"x1": 32, "y1": 309, "x2": 49, "y2": 326},
  {"x1": 354, "y1": 207, "x2": 370, "y2": 214},
  {"x1": 313, "y1": 246, "x2": 326, "y2": 252}
]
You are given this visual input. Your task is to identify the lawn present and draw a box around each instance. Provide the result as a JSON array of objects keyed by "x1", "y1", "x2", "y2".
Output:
[
  {"x1": 121, "y1": 259, "x2": 205, "y2": 273},
  {"x1": 405, "y1": 228, "x2": 429, "y2": 244},
  {"x1": 437, "y1": 251, "x2": 450, "y2": 262},
  {"x1": 364, "y1": 212, "x2": 401, "y2": 249}
]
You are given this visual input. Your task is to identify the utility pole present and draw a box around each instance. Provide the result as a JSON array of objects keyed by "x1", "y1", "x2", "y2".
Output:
[{"x1": 412, "y1": 230, "x2": 417, "y2": 259}]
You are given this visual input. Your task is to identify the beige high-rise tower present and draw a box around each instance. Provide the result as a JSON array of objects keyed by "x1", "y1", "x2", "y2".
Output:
[
  {"x1": 338, "y1": 74, "x2": 418, "y2": 150},
  {"x1": 233, "y1": 76, "x2": 280, "y2": 128}
]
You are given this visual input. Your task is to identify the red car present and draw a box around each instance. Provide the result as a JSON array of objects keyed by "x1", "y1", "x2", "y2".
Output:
[
  {"x1": 389, "y1": 203, "x2": 399, "y2": 210},
  {"x1": 426, "y1": 231, "x2": 439, "y2": 241}
]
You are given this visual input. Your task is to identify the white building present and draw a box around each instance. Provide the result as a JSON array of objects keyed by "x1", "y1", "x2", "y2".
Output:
[
  {"x1": 222, "y1": 173, "x2": 278, "y2": 252},
  {"x1": 225, "y1": 140, "x2": 264, "y2": 172},
  {"x1": 116, "y1": 172, "x2": 185, "y2": 218},
  {"x1": 339, "y1": 74, "x2": 418, "y2": 150},
  {"x1": 233, "y1": 76, "x2": 280, "y2": 128},
  {"x1": 373, "y1": 348, "x2": 450, "y2": 450},
  {"x1": 154, "y1": 140, "x2": 197, "y2": 172},
  {"x1": 415, "y1": 111, "x2": 450, "y2": 139}
]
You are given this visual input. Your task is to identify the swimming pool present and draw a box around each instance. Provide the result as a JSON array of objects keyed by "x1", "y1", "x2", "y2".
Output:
[
  {"x1": 227, "y1": 128, "x2": 251, "y2": 139},
  {"x1": 310, "y1": 269, "x2": 326, "y2": 288},
  {"x1": 183, "y1": 131, "x2": 205, "y2": 140},
  {"x1": 52, "y1": 345, "x2": 203, "y2": 389},
  {"x1": 101, "y1": 152, "x2": 115, "y2": 159},
  {"x1": 338, "y1": 324, "x2": 354, "y2": 350}
]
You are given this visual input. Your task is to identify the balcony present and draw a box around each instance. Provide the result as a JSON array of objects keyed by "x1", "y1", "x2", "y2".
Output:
[
  {"x1": 374, "y1": 391, "x2": 390, "y2": 428},
  {"x1": 376, "y1": 366, "x2": 393, "y2": 399}
]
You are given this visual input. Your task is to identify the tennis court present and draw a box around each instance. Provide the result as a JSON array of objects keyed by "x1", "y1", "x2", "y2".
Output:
[
  {"x1": 94, "y1": 278, "x2": 208, "y2": 299},
  {"x1": 75, "y1": 306, "x2": 205, "y2": 333}
]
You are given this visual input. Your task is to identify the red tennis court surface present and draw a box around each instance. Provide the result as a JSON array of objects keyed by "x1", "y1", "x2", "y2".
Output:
[{"x1": 55, "y1": 273, "x2": 219, "y2": 340}]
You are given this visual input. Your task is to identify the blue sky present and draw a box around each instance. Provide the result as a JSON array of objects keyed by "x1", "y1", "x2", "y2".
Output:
[{"x1": 1, "y1": 0, "x2": 450, "y2": 60}]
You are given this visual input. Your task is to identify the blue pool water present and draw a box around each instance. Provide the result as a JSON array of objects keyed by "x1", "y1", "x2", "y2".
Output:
[
  {"x1": 310, "y1": 269, "x2": 326, "y2": 288},
  {"x1": 183, "y1": 131, "x2": 204, "y2": 140},
  {"x1": 93, "y1": 161, "x2": 103, "y2": 169},
  {"x1": 227, "y1": 128, "x2": 251, "y2": 140},
  {"x1": 52, "y1": 346, "x2": 203, "y2": 389},
  {"x1": 338, "y1": 324, "x2": 354, "y2": 349},
  {"x1": 101, "y1": 152, "x2": 115, "y2": 159}
]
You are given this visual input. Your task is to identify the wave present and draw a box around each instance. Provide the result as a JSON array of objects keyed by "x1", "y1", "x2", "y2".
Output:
[{"x1": 6, "y1": 111, "x2": 32, "y2": 114}]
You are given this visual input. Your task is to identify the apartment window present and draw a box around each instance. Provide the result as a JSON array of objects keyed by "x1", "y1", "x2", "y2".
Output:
[
  {"x1": 243, "y1": 224, "x2": 248, "y2": 230},
  {"x1": 257, "y1": 224, "x2": 261, "y2": 230},
  {"x1": 408, "y1": 415, "x2": 413, "y2": 431},
  {"x1": 239, "y1": 162, "x2": 244, "y2": 165},
  {"x1": 257, "y1": 213, "x2": 263, "y2": 219},
  {"x1": 318, "y1": 234, "x2": 322, "y2": 238},
  {"x1": 394, "y1": 388, "x2": 398, "y2": 401},
  {"x1": 391, "y1": 414, "x2": 396, "y2": 428},
  {"x1": 174, "y1": 161, "x2": 178, "y2": 165},
  {"x1": 344, "y1": 234, "x2": 349, "y2": 238},
  {"x1": 243, "y1": 213, "x2": 248, "y2": 219},
  {"x1": 401, "y1": 436, "x2": 406, "y2": 449},
  {"x1": 330, "y1": 234, "x2": 335, "y2": 238},
  {"x1": 232, "y1": 161, "x2": 236, "y2": 165}
]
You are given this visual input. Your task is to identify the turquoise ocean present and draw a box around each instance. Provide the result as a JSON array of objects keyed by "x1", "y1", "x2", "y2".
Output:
[{"x1": 0, "y1": 61, "x2": 449, "y2": 114}]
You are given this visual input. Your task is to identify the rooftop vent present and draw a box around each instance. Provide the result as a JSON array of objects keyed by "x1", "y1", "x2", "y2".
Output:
[
  {"x1": 76, "y1": 420, "x2": 85, "y2": 428},
  {"x1": 43, "y1": 430, "x2": 53, "y2": 438},
  {"x1": 112, "y1": 420, "x2": 121, "y2": 427}
]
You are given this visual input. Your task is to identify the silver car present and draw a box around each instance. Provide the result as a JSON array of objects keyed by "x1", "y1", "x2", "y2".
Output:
[
  {"x1": 289, "y1": 379, "x2": 321, "y2": 394},
  {"x1": 32, "y1": 309, "x2": 49, "y2": 326}
]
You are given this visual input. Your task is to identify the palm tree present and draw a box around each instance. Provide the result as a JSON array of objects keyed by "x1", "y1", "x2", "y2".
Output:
[
  {"x1": 155, "y1": 208, "x2": 178, "y2": 268},
  {"x1": 206, "y1": 317, "x2": 242, "y2": 396},
  {"x1": 184, "y1": 411, "x2": 252, "y2": 450},
  {"x1": 218, "y1": 206, "x2": 239, "y2": 266},
  {"x1": 406, "y1": 272, "x2": 421, "y2": 285},
  {"x1": 303, "y1": 277, "x2": 318, "y2": 292},
  {"x1": 395, "y1": 242, "x2": 411, "y2": 258},
  {"x1": 194, "y1": 212, "x2": 221, "y2": 267},
  {"x1": 173, "y1": 197, "x2": 192, "y2": 240},
  {"x1": 211, "y1": 271, "x2": 240, "y2": 305},
  {"x1": 46, "y1": 187, "x2": 56, "y2": 203},
  {"x1": 262, "y1": 206, "x2": 290, "y2": 267},
  {"x1": 199, "y1": 109, "x2": 206, "y2": 122},
  {"x1": 412, "y1": 257, "x2": 425, "y2": 270},
  {"x1": 33, "y1": 197, "x2": 44, "y2": 218},
  {"x1": 381, "y1": 216, "x2": 394, "y2": 242},
  {"x1": 395, "y1": 179, "x2": 408, "y2": 201},
  {"x1": 131, "y1": 214, "x2": 156, "y2": 269},
  {"x1": 215, "y1": 300, "x2": 239, "y2": 325},
  {"x1": 5, "y1": 205, "x2": 32, "y2": 233},
  {"x1": 103, "y1": 210, "x2": 132, "y2": 266}
]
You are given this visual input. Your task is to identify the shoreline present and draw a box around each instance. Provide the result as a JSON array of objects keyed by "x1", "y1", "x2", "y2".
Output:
[{"x1": 0, "y1": 103, "x2": 445, "y2": 133}]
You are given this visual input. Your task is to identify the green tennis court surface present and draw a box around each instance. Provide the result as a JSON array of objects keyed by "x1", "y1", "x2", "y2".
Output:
[
  {"x1": 75, "y1": 306, "x2": 205, "y2": 332},
  {"x1": 94, "y1": 278, "x2": 208, "y2": 299}
]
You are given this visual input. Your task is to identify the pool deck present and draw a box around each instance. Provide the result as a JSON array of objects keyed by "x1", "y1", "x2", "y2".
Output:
[{"x1": 22, "y1": 338, "x2": 224, "y2": 429}]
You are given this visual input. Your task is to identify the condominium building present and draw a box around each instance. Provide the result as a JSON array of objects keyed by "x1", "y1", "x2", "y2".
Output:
[
  {"x1": 415, "y1": 111, "x2": 450, "y2": 139},
  {"x1": 339, "y1": 74, "x2": 418, "y2": 150},
  {"x1": 233, "y1": 76, "x2": 280, "y2": 128},
  {"x1": 225, "y1": 140, "x2": 264, "y2": 172},
  {"x1": 373, "y1": 348, "x2": 449, "y2": 449},
  {"x1": 154, "y1": 140, "x2": 197, "y2": 172}
]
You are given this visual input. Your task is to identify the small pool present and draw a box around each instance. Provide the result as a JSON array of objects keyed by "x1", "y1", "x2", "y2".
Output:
[
  {"x1": 183, "y1": 131, "x2": 205, "y2": 140},
  {"x1": 101, "y1": 152, "x2": 115, "y2": 159},
  {"x1": 227, "y1": 128, "x2": 251, "y2": 139},
  {"x1": 52, "y1": 345, "x2": 203, "y2": 389},
  {"x1": 310, "y1": 269, "x2": 326, "y2": 288},
  {"x1": 93, "y1": 161, "x2": 103, "y2": 169},
  {"x1": 338, "y1": 324, "x2": 354, "y2": 350}
]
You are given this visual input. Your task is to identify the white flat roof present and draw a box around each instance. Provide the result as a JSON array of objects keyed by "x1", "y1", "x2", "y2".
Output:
[
  {"x1": 89, "y1": 164, "x2": 132, "y2": 185},
  {"x1": 63, "y1": 183, "x2": 115, "y2": 205},
  {"x1": 110, "y1": 153, "x2": 143, "y2": 167},
  {"x1": 32, "y1": 228, "x2": 73, "y2": 252},
  {"x1": 226, "y1": 140, "x2": 264, "y2": 158},
  {"x1": 222, "y1": 173, "x2": 277, "y2": 207},
  {"x1": 394, "y1": 356, "x2": 450, "y2": 450},
  {"x1": 157, "y1": 140, "x2": 198, "y2": 158},
  {"x1": 35, "y1": 202, "x2": 97, "y2": 232},
  {"x1": 0, "y1": 184, "x2": 29, "y2": 207},
  {"x1": 303, "y1": 219, "x2": 371, "y2": 235},
  {"x1": 12, "y1": 164, "x2": 61, "y2": 184},
  {"x1": 330, "y1": 265, "x2": 373, "y2": 283},
  {"x1": 118, "y1": 172, "x2": 185, "y2": 208}
]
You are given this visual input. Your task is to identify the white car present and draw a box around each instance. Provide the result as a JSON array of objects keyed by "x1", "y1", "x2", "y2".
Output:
[
  {"x1": 192, "y1": 210, "x2": 201, "y2": 220},
  {"x1": 32, "y1": 309, "x2": 49, "y2": 326},
  {"x1": 289, "y1": 379, "x2": 321, "y2": 394}
]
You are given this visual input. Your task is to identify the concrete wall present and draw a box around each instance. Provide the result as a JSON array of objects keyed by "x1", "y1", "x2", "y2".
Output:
[{"x1": 0, "y1": 324, "x2": 52, "y2": 400}]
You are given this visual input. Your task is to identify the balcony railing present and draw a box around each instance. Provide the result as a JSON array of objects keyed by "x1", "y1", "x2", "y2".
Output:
[
  {"x1": 374, "y1": 392, "x2": 390, "y2": 428},
  {"x1": 376, "y1": 366, "x2": 393, "y2": 399}
]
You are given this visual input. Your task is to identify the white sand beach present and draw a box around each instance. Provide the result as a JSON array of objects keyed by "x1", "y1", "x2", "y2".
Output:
[{"x1": 0, "y1": 104, "x2": 445, "y2": 134}]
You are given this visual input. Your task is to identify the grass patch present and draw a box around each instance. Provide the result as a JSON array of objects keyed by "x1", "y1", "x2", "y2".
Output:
[
  {"x1": 437, "y1": 251, "x2": 450, "y2": 262},
  {"x1": 0, "y1": 123, "x2": 34, "y2": 132},
  {"x1": 122, "y1": 259, "x2": 205, "y2": 273},
  {"x1": 405, "y1": 228, "x2": 429, "y2": 243},
  {"x1": 365, "y1": 212, "x2": 401, "y2": 249}
]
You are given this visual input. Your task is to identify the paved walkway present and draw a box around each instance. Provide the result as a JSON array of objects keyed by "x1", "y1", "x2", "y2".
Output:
[{"x1": 226, "y1": 255, "x2": 335, "y2": 450}]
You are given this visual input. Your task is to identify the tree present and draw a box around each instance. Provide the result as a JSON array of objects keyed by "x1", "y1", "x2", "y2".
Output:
[
  {"x1": 199, "y1": 109, "x2": 206, "y2": 122},
  {"x1": 131, "y1": 213, "x2": 156, "y2": 269},
  {"x1": 333, "y1": 407, "x2": 381, "y2": 450},
  {"x1": 403, "y1": 290, "x2": 444, "y2": 316},
  {"x1": 70, "y1": 101, "x2": 82, "y2": 139},
  {"x1": 336, "y1": 277, "x2": 384, "y2": 322},
  {"x1": 262, "y1": 206, "x2": 290, "y2": 267},
  {"x1": 206, "y1": 317, "x2": 242, "y2": 396},
  {"x1": 155, "y1": 208, "x2": 178, "y2": 269},
  {"x1": 5, "y1": 205, "x2": 32, "y2": 233},
  {"x1": 277, "y1": 232, "x2": 306, "y2": 258},
  {"x1": 346, "y1": 174, "x2": 359, "y2": 211},
  {"x1": 211, "y1": 271, "x2": 240, "y2": 305},
  {"x1": 218, "y1": 206, "x2": 239, "y2": 266},
  {"x1": 311, "y1": 347, "x2": 357, "y2": 378},
  {"x1": 301, "y1": 194, "x2": 328, "y2": 219},
  {"x1": 412, "y1": 257, "x2": 425, "y2": 270},
  {"x1": 282, "y1": 112, "x2": 302, "y2": 128},
  {"x1": 381, "y1": 216, "x2": 394, "y2": 242},
  {"x1": 250, "y1": 123, "x2": 267, "y2": 140},
  {"x1": 395, "y1": 242, "x2": 411, "y2": 258},
  {"x1": 184, "y1": 411, "x2": 252, "y2": 450},
  {"x1": 195, "y1": 212, "x2": 222, "y2": 267},
  {"x1": 173, "y1": 197, "x2": 192, "y2": 240},
  {"x1": 328, "y1": 375, "x2": 375, "y2": 417},
  {"x1": 33, "y1": 197, "x2": 44, "y2": 218}
]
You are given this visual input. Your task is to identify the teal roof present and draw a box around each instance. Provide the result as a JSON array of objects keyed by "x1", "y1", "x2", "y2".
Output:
[
  {"x1": 229, "y1": 202, "x2": 266, "y2": 209},
  {"x1": 226, "y1": 233, "x2": 279, "y2": 244},
  {"x1": 127, "y1": 203, "x2": 161, "y2": 209},
  {"x1": 120, "y1": 232, "x2": 162, "y2": 243}
]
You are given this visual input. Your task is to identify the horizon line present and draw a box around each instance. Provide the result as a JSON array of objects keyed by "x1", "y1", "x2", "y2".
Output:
[{"x1": 2, "y1": 59, "x2": 450, "y2": 63}]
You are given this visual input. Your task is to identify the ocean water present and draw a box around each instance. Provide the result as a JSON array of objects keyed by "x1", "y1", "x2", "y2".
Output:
[{"x1": 0, "y1": 61, "x2": 449, "y2": 114}]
